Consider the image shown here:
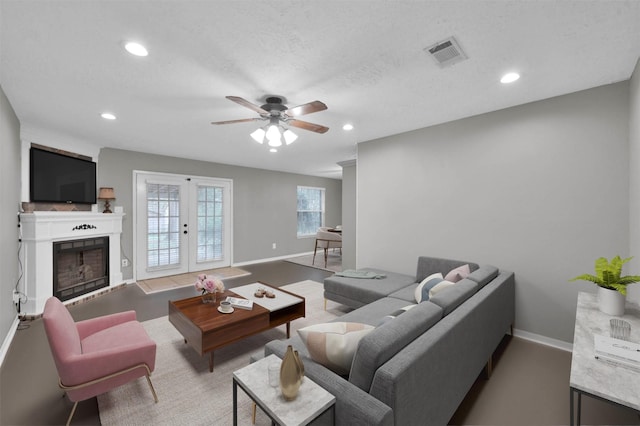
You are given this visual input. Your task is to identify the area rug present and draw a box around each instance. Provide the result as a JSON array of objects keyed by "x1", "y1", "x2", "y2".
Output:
[
  {"x1": 136, "y1": 267, "x2": 251, "y2": 294},
  {"x1": 97, "y1": 280, "x2": 348, "y2": 425},
  {"x1": 285, "y1": 253, "x2": 342, "y2": 273}
]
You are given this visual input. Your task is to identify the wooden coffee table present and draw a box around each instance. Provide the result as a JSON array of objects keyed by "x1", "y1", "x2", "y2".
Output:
[{"x1": 168, "y1": 282, "x2": 305, "y2": 372}]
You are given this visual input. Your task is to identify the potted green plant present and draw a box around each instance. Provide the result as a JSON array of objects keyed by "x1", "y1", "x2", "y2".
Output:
[{"x1": 570, "y1": 256, "x2": 640, "y2": 315}]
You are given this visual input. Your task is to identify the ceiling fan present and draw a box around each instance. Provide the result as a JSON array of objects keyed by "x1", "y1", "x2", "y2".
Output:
[{"x1": 211, "y1": 95, "x2": 329, "y2": 148}]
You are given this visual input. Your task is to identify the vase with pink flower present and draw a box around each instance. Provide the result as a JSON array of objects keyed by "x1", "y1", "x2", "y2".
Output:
[{"x1": 195, "y1": 274, "x2": 225, "y2": 304}]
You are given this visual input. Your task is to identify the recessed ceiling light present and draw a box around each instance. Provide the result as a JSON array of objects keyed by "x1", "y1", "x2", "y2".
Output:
[
  {"x1": 101, "y1": 113, "x2": 116, "y2": 120},
  {"x1": 343, "y1": 124, "x2": 354, "y2": 131},
  {"x1": 269, "y1": 148, "x2": 277, "y2": 153},
  {"x1": 124, "y1": 42, "x2": 148, "y2": 57},
  {"x1": 500, "y1": 72, "x2": 520, "y2": 84}
]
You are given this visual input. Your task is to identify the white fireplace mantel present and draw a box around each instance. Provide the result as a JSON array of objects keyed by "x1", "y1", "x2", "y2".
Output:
[{"x1": 20, "y1": 211, "x2": 124, "y2": 314}]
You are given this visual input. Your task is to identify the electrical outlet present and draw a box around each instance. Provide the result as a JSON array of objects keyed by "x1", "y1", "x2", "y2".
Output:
[
  {"x1": 13, "y1": 291, "x2": 20, "y2": 304},
  {"x1": 121, "y1": 258, "x2": 129, "y2": 267},
  {"x1": 272, "y1": 243, "x2": 277, "y2": 250}
]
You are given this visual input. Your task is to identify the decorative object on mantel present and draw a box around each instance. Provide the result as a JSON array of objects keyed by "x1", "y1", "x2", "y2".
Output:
[
  {"x1": 194, "y1": 274, "x2": 225, "y2": 304},
  {"x1": 72, "y1": 224, "x2": 97, "y2": 231},
  {"x1": 280, "y1": 345, "x2": 303, "y2": 401},
  {"x1": 570, "y1": 256, "x2": 640, "y2": 316},
  {"x1": 98, "y1": 187, "x2": 115, "y2": 213}
]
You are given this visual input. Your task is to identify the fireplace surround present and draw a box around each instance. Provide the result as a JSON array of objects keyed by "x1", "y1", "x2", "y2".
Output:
[{"x1": 20, "y1": 211, "x2": 124, "y2": 314}]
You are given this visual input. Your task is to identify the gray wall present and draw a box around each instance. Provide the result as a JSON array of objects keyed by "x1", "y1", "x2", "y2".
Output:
[
  {"x1": 357, "y1": 82, "x2": 630, "y2": 344},
  {"x1": 339, "y1": 160, "x2": 357, "y2": 270},
  {"x1": 0, "y1": 85, "x2": 21, "y2": 353},
  {"x1": 629, "y1": 58, "x2": 640, "y2": 303},
  {"x1": 98, "y1": 148, "x2": 342, "y2": 280}
]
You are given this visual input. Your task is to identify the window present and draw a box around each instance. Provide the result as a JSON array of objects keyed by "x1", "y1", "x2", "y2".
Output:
[{"x1": 297, "y1": 186, "x2": 325, "y2": 237}]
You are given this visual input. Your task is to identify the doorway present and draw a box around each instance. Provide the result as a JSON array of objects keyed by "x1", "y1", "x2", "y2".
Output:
[{"x1": 134, "y1": 171, "x2": 232, "y2": 280}]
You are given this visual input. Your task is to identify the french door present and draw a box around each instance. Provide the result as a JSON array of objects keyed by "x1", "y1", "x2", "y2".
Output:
[{"x1": 134, "y1": 172, "x2": 232, "y2": 280}]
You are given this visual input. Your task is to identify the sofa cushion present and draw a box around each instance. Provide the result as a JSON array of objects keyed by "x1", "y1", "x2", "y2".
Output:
[
  {"x1": 414, "y1": 272, "x2": 443, "y2": 302},
  {"x1": 415, "y1": 256, "x2": 479, "y2": 283},
  {"x1": 337, "y1": 297, "x2": 417, "y2": 326},
  {"x1": 444, "y1": 264, "x2": 471, "y2": 283},
  {"x1": 466, "y1": 265, "x2": 499, "y2": 288},
  {"x1": 377, "y1": 304, "x2": 416, "y2": 326},
  {"x1": 428, "y1": 280, "x2": 456, "y2": 298},
  {"x1": 324, "y1": 268, "x2": 416, "y2": 307},
  {"x1": 429, "y1": 279, "x2": 478, "y2": 316},
  {"x1": 349, "y1": 301, "x2": 443, "y2": 392},
  {"x1": 298, "y1": 322, "x2": 375, "y2": 375}
]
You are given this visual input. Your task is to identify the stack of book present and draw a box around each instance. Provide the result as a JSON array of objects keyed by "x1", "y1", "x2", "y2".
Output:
[
  {"x1": 224, "y1": 296, "x2": 253, "y2": 310},
  {"x1": 594, "y1": 335, "x2": 640, "y2": 372}
]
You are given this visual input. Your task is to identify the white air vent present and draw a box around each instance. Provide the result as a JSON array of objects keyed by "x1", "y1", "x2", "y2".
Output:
[{"x1": 424, "y1": 37, "x2": 467, "y2": 67}]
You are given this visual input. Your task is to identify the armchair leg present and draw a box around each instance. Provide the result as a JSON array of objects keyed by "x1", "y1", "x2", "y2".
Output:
[
  {"x1": 66, "y1": 401, "x2": 78, "y2": 426},
  {"x1": 146, "y1": 374, "x2": 159, "y2": 403},
  {"x1": 312, "y1": 240, "x2": 319, "y2": 265}
]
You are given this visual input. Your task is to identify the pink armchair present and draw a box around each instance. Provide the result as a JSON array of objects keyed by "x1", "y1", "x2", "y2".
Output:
[{"x1": 42, "y1": 297, "x2": 158, "y2": 425}]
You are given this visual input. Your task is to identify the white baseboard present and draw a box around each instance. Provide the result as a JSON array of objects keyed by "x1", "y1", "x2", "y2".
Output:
[
  {"x1": 513, "y1": 328, "x2": 573, "y2": 352},
  {"x1": 233, "y1": 252, "x2": 314, "y2": 267},
  {"x1": 0, "y1": 315, "x2": 21, "y2": 368}
]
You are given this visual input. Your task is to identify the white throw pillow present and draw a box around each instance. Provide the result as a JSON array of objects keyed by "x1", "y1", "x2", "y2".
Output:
[
  {"x1": 415, "y1": 272, "x2": 444, "y2": 303},
  {"x1": 297, "y1": 322, "x2": 374, "y2": 375}
]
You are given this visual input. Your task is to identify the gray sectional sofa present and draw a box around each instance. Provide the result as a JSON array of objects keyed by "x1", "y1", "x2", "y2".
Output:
[{"x1": 262, "y1": 256, "x2": 515, "y2": 425}]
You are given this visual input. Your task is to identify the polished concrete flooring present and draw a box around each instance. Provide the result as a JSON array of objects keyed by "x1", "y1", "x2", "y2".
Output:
[{"x1": 1, "y1": 260, "x2": 639, "y2": 425}]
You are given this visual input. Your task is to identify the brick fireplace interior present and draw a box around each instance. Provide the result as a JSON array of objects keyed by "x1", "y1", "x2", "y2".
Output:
[{"x1": 53, "y1": 237, "x2": 109, "y2": 301}]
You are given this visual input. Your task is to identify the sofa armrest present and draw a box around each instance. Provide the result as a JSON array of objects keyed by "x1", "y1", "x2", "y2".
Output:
[{"x1": 265, "y1": 340, "x2": 393, "y2": 426}]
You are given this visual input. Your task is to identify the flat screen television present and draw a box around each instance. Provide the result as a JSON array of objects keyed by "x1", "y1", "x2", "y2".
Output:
[{"x1": 30, "y1": 147, "x2": 97, "y2": 204}]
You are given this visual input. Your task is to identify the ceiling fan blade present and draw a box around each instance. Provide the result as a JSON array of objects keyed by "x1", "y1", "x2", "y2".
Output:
[
  {"x1": 211, "y1": 118, "x2": 263, "y2": 125},
  {"x1": 288, "y1": 119, "x2": 329, "y2": 134},
  {"x1": 226, "y1": 96, "x2": 269, "y2": 115},
  {"x1": 285, "y1": 100, "x2": 327, "y2": 117}
]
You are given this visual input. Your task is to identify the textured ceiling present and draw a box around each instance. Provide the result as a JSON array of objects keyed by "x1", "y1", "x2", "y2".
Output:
[{"x1": 1, "y1": 1, "x2": 639, "y2": 179}]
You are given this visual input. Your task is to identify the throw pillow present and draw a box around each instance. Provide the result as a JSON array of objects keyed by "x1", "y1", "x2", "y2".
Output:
[
  {"x1": 297, "y1": 322, "x2": 374, "y2": 375},
  {"x1": 415, "y1": 272, "x2": 444, "y2": 303},
  {"x1": 428, "y1": 279, "x2": 456, "y2": 298},
  {"x1": 444, "y1": 264, "x2": 471, "y2": 283}
]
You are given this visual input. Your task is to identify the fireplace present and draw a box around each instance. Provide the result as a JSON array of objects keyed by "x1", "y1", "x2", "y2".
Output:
[
  {"x1": 20, "y1": 211, "x2": 124, "y2": 315},
  {"x1": 53, "y1": 237, "x2": 109, "y2": 301}
]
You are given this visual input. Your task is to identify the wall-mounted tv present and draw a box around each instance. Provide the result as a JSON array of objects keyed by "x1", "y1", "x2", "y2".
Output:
[{"x1": 30, "y1": 147, "x2": 97, "y2": 204}]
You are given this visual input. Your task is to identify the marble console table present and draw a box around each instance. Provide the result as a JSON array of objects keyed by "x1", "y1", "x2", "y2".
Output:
[{"x1": 569, "y1": 291, "x2": 640, "y2": 425}]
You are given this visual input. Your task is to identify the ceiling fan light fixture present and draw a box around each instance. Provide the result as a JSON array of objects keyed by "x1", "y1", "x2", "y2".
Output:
[
  {"x1": 266, "y1": 124, "x2": 280, "y2": 140},
  {"x1": 283, "y1": 129, "x2": 298, "y2": 145},
  {"x1": 250, "y1": 128, "x2": 265, "y2": 144},
  {"x1": 269, "y1": 148, "x2": 278, "y2": 153},
  {"x1": 268, "y1": 137, "x2": 282, "y2": 147}
]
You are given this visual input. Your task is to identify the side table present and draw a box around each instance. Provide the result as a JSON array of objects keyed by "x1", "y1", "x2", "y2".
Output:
[
  {"x1": 233, "y1": 354, "x2": 335, "y2": 426},
  {"x1": 569, "y1": 291, "x2": 640, "y2": 425}
]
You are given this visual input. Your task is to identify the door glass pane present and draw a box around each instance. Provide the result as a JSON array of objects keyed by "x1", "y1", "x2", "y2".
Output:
[
  {"x1": 147, "y1": 183, "x2": 181, "y2": 269},
  {"x1": 196, "y1": 185, "x2": 224, "y2": 263}
]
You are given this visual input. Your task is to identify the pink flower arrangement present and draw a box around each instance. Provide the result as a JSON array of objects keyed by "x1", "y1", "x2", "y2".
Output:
[{"x1": 194, "y1": 274, "x2": 225, "y2": 295}]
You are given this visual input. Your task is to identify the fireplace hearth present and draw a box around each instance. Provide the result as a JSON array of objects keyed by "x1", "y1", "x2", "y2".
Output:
[{"x1": 54, "y1": 237, "x2": 109, "y2": 301}]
